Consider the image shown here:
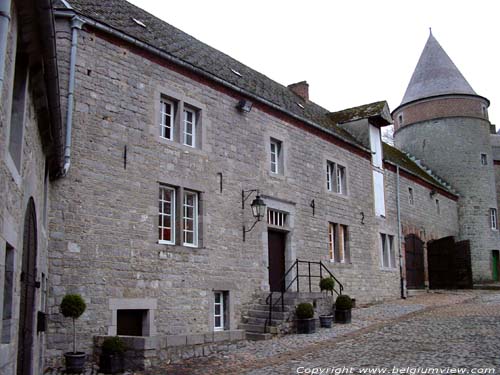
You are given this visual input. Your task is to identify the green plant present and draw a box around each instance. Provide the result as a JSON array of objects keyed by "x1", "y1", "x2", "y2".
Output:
[
  {"x1": 295, "y1": 302, "x2": 314, "y2": 319},
  {"x1": 319, "y1": 277, "x2": 335, "y2": 294},
  {"x1": 335, "y1": 294, "x2": 353, "y2": 310},
  {"x1": 102, "y1": 336, "x2": 126, "y2": 354},
  {"x1": 60, "y1": 294, "x2": 86, "y2": 353}
]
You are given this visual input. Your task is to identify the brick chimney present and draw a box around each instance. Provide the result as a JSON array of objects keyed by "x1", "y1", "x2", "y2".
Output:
[{"x1": 288, "y1": 81, "x2": 309, "y2": 101}]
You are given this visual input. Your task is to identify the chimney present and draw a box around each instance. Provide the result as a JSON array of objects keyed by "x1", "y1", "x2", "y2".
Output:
[{"x1": 288, "y1": 81, "x2": 309, "y2": 101}]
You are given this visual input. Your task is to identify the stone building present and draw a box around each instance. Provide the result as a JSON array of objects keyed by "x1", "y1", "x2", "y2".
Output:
[
  {"x1": 0, "y1": 0, "x2": 63, "y2": 374},
  {"x1": 0, "y1": 0, "x2": 497, "y2": 373}
]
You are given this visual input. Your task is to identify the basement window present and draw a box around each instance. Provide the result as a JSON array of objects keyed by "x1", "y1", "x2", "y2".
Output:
[
  {"x1": 214, "y1": 291, "x2": 229, "y2": 331},
  {"x1": 117, "y1": 309, "x2": 148, "y2": 336}
]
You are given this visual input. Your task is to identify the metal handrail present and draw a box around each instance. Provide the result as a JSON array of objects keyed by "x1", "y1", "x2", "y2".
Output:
[{"x1": 264, "y1": 259, "x2": 344, "y2": 331}]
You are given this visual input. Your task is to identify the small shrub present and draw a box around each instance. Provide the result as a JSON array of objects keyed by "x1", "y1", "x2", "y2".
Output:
[
  {"x1": 102, "y1": 336, "x2": 126, "y2": 354},
  {"x1": 60, "y1": 294, "x2": 86, "y2": 319},
  {"x1": 319, "y1": 277, "x2": 335, "y2": 293},
  {"x1": 335, "y1": 294, "x2": 353, "y2": 310},
  {"x1": 295, "y1": 302, "x2": 314, "y2": 319}
]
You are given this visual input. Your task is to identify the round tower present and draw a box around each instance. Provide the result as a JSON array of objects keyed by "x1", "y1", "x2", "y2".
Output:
[{"x1": 393, "y1": 32, "x2": 498, "y2": 282}]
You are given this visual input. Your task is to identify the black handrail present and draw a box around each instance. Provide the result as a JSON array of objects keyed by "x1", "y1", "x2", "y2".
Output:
[{"x1": 264, "y1": 259, "x2": 344, "y2": 331}]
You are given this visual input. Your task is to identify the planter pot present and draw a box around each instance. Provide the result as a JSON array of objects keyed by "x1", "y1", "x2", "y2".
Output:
[
  {"x1": 99, "y1": 353, "x2": 125, "y2": 374},
  {"x1": 319, "y1": 315, "x2": 333, "y2": 328},
  {"x1": 296, "y1": 318, "x2": 316, "y2": 334},
  {"x1": 334, "y1": 309, "x2": 352, "y2": 324},
  {"x1": 64, "y1": 352, "x2": 86, "y2": 374}
]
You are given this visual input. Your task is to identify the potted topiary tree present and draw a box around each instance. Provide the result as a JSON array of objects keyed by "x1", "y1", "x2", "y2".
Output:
[
  {"x1": 60, "y1": 294, "x2": 87, "y2": 373},
  {"x1": 99, "y1": 336, "x2": 126, "y2": 374},
  {"x1": 295, "y1": 302, "x2": 315, "y2": 334},
  {"x1": 319, "y1": 277, "x2": 335, "y2": 328},
  {"x1": 334, "y1": 294, "x2": 353, "y2": 324}
]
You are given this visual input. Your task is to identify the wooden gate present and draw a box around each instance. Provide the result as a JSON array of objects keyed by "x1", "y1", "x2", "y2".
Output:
[
  {"x1": 405, "y1": 234, "x2": 425, "y2": 289},
  {"x1": 427, "y1": 236, "x2": 472, "y2": 289}
]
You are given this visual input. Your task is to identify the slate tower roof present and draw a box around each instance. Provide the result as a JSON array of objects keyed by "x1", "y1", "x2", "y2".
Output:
[{"x1": 400, "y1": 32, "x2": 477, "y2": 106}]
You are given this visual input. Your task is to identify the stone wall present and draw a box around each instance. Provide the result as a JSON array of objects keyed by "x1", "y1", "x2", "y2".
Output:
[
  {"x1": 396, "y1": 118, "x2": 499, "y2": 281},
  {"x1": 46, "y1": 16, "x2": 460, "y2": 368},
  {"x1": 0, "y1": 3, "x2": 52, "y2": 375}
]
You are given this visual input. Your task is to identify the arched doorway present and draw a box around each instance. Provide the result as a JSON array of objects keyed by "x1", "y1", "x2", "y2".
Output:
[{"x1": 17, "y1": 198, "x2": 38, "y2": 375}]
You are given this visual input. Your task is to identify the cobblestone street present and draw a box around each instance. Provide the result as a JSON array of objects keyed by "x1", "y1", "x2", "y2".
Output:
[{"x1": 156, "y1": 291, "x2": 500, "y2": 374}]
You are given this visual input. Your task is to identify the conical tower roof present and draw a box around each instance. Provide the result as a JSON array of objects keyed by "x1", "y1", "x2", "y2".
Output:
[{"x1": 400, "y1": 32, "x2": 477, "y2": 106}]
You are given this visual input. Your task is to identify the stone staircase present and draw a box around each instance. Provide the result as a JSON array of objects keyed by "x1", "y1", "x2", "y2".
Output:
[{"x1": 240, "y1": 291, "x2": 335, "y2": 340}]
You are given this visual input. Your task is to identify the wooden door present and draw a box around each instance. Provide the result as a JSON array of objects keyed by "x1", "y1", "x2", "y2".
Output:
[
  {"x1": 17, "y1": 199, "x2": 37, "y2": 375},
  {"x1": 428, "y1": 236, "x2": 455, "y2": 289},
  {"x1": 405, "y1": 234, "x2": 425, "y2": 289},
  {"x1": 268, "y1": 231, "x2": 286, "y2": 292}
]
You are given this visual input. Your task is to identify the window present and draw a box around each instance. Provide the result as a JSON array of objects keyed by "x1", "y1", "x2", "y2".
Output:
[
  {"x1": 408, "y1": 187, "x2": 414, "y2": 205},
  {"x1": 159, "y1": 186, "x2": 200, "y2": 247},
  {"x1": 435, "y1": 199, "x2": 440, "y2": 215},
  {"x1": 159, "y1": 186, "x2": 175, "y2": 244},
  {"x1": 398, "y1": 114, "x2": 403, "y2": 126},
  {"x1": 270, "y1": 139, "x2": 282, "y2": 174},
  {"x1": 481, "y1": 153, "x2": 488, "y2": 166},
  {"x1": 267, "y1": 209, "x2": 286, "y2": 227},
  {"x1": 328, "y1": 223, "x2": 349, "y2": 263},
  {"x1": 380, "y1": 233, "x2": 396, "y2": 269},
  {"x1": 160, "y1": 99, "x2": 175, "y2": 140},
  {"x1": 490, "y1": 208, "x2": 498, "y2": 230},
  {"x1": 183, "y1": 108, "x2": 196, "y2": 147},
  {"x1": 2, "y1": 244, "x2": 15, "y2": 343},
  {"x1": 326, "y1": 161, "x2": 347, "y2": 194},
  {"x1": 8, "y1": 51, "x2": 28, "y2": 171},
  {"x1": 214, "y1": 291, "x2": 228, "y2": 331},
  {"x1": 183, "y1": 191, "x2": 198, "y2": 246}
]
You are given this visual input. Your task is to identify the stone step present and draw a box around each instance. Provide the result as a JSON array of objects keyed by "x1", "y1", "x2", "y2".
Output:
[
  {"x1": 250, "y1": 304, "x2": 294, "y2": 312},
  {"x1": 242, "y1": 316, "x2": 287, "y2": 326},
  {"x1": 245, "y1": 332, "x2": 273, "y2": 341},
  {"x1": 473, "y1": 283, "x2": 500, "y2": 290},
  {"x1": 238, "y1": 323, "x2": 268, "y2": 333},
  {"x1": 245, "y1": 309, "x2": 288, "y2": 320}
]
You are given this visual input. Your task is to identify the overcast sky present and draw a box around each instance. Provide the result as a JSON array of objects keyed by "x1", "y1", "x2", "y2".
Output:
[{"x1": 128, "y1": 0, "x2": 499, "y2": 127}]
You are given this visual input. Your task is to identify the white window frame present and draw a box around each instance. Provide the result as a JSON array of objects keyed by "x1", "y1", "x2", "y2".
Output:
[
  {"x1": 270, "y1": 139, "x2": 281, "y2": 174},
  {"x1": 159, "y1": 186, "x2": 175, "y2": 244},
  {"x1": 326, "y1": 161, "x2": 346, "y2": 194},
  {"x1": 183, "y1": 108, "x2": 196, "y2": 147},
  {"x1": 328, "y1": 223, "x2": 348, "y2": 263},
  {"x1": 490, "y1": 208, "x2": 498, "y2": 230},
  {"x1": 182, "y1": 191, "x2": 198, "y2": 247},
  {"x1": 214, "y1": 291, "x2": 225, "y2": 331},
  {"x1": 380, "y1": 233, "x2": 396, "y2": 269},
  {"x1": 267, "y1": 209, "x2": 286, "y2": 227},
  {"x1": 160, "y1": 99, "x2": 175, "y2": 141}
]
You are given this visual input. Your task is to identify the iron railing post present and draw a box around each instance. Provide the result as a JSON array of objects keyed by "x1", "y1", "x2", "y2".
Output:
[{"x1": 296, "y1": 261, "x2": 300, "y2": 292}]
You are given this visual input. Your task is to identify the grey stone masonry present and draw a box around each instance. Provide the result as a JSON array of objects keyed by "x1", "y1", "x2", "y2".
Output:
[{"x1": 45, "y1": 13, "x2": 461, "y2": 370}]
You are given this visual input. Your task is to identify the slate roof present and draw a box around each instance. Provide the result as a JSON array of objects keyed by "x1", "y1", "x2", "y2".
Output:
[
  {"x1": 54, "y1": 0, "x2": 456, "y2": 195},
  {"x1": 327, "y1": 101, "x2": 391, "y2": 127},
  {"x1": 54, "y1": 0, "x2": 359, "y2": 144},
  {"x1": 400, "y1": 33, "x2": 477, "y2": 106}
]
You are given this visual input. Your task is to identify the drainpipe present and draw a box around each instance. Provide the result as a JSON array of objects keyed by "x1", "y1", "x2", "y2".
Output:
[
  {"x1": 62, "y1": 16, "x2": 85, "y2": 176},
  {"x1": 0, "y1": 0, "x2": 12, "y2": 91},
  {"x1": 396, "y1": 165, "x2": 407, "y2": 299}
]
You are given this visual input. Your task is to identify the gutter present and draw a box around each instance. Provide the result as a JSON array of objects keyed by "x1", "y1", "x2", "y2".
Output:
[
  {"x1": 62, "y1": 16, "x2": 85, "y2": 176},
  {"x1": 53, "y1": 9, "x2": 371, "y2": 156},
  {"x1": 0, "y1": 0, "x2": 12, "y2": 90},
  {"x1": 396, "y1": 165, "x2": 406, "y2": 299}
]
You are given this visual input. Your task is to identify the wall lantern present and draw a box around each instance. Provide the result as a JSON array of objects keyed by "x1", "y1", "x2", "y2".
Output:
[
  {"x1": 236, "y1": 99, "x2": 253, "y2": 113},
  {"x1": 242, "y1": 189, "x2": 266, "y2": 241},
  {"x1": 429, "y1": 189, "x2": 437, "y2": 198}
]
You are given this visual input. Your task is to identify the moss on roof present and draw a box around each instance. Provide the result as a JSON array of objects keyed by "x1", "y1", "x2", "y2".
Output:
[
  {"x1": 327, "y1": 101, "x2": 389, "y2": 124},
  {"x1": 383, "y1": 143, "x2": 455, "y2": 194}
]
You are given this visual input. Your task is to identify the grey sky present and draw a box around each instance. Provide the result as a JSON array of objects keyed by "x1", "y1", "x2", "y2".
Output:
[{"x1": 128, "y1": 0, "x2": 499, "y2": 127}]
